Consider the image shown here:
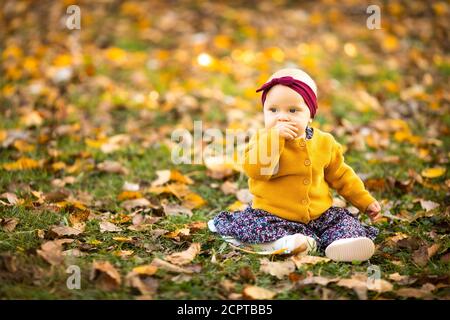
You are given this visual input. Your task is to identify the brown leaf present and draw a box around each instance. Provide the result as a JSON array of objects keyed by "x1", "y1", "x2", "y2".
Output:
[
  {"x1": 151, "y1": 169, "x2": 193, "y2": 187},
  {"x1": 242, "y1": 285, "x2": 276, "y2": 300},
  {"x1": 259, "y1": 258, "x2": 296, "y2": 279},
  {"x1": 1, "y1": 217, "x2": 19, "y2": 232},
  {"x1": 291, "y1": 255, "x2": 330, "y2": 267},
  {"x1": 236, "y1": 188, "x2": 253, "y2": 204},
  {"x1": 412, "y1": 246, "x2": 429, "y2": 267},
  {"x1": 44, "y1": 189, "x2": 70, "y2": 203},
  {"x1": 37, "y1": 240, "x2": 64, "y2": 266},
  {"x1": 0, "y1": 192, "x2": 20, "y2": 205},
  {"x1": 99, "y1": 221, "x2": 123, "y2": 233},
  {"x1": 97, "y1": 160, "x2": 128, "y2": 175},
  {"x1": 239, "y1": 267, "x2": 256, "y2": 282},
  {"x1": 150, "y1": 258, "x2": 193, "y2": 274},
  {"x1": 162, "y1": 203, "x2": 193, "y2": 217},
  {"x1": 165, "y1": 243, "x2": 201, "y2": 265},
  {"x1": 395, "y1": 286, "x2": 434, "y2": 299},
  {"x1": 90, "y1": 260, "x2": 122, "y2": 291},
  {"x1": 49, "y1": 225, "x2": 82, "y2": 238},
  {"x1": 125, "y1": 273, "x2": 159, "y2": 296},
  {"x1": 220, "y1": 181, "x2": 238, "y2": 195},
  {"x1": 121, "y1": 198, "x2": 151, "y2": 211}
]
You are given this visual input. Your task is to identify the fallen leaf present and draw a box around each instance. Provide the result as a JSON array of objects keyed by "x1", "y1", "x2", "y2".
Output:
[
  {"x1": 2, "y1": 157, "x2": 42, "y2": 171},
  {"x1": 121, "y1": 198, "x2": 152, "y2": 211},
  {"x1": 162, "y1": 203, "x2": 193, "y2": 217},
  {"x1": 49, "y1": 225, "x2": 83, "y2": 238},
  {"x1": 227, "y1": 200, "x2": 247, "y2": 211},
  {"x1": 97, "y1": 160, "x2": 128, "y2": 175},
  {"x1": 419, "y1": 199, "x2": 440, "y2": 212},
  {"x1": 298, "y1": 276, "x2": 340, "y2": 286},
  {"x1": 150, "y1": 258, "x2": 193, "y2": 274},
  {"x1": 165, "y1": 243, "x2": 201, "y2": 265},
  {"x1": 1, "y1": 217, "x2": 19, "y2": 232},
  {"x1": 242, "y1": 285, "x2": 276, "y2": 300},
  {"x1": 37, "y1": 240, "x2": 65, "y2": 266},
  {"x1": 125, "y1": 273, "x2": 159, "y2": 296},
  {"x1": 421, "y1": 167, "x2": 446, "y2": 178},
  {"x1": 131, "y1": 265, "x2": 158, "y2": 276},
  {"x1": 0, "y1": 192, "x2": 20, "y2": 205},
  {"x1": 117, "y1": 191, "x2": 143, "y2": 201},
  {"x1": 291, "y1": 255, "x2": 330, "y2": 267},
  {"x1": 259, "y1": 258, "x2": 296, "y2": 279},
  {"x1": 396, "y1": 286, "x2": 434, "y2": 299},
  {"x1": 220, "y1": 181, "x2": 238, "y2": 195},
  {"x1": 236, "y1": 188, "x2": 253, "y2": 204},
  {"x1": 151, "y1": 169, "x2": 193, "y2": 187},
  {"x1": 99, "y1": 221, "x2": 123, "y2": 233},
  {"x1": 90, "y1": 260, "x2": 122, "y2": 291}
]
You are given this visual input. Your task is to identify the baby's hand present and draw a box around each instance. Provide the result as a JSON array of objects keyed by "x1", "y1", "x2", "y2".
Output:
[
  {"x1": 273, "y1": 122, "x2": 298, "y2": 140},
  {"x1": 366, "y1": 201, "x2": 382, "y2": 222}
]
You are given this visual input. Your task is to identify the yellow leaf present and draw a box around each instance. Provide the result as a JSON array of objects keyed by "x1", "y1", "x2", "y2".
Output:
[
  {"x1": 132, "y1": 265, "x2": 158, "y2": 276},
  {"x1": 182, "y1": 192, "x2": 206, "y2": 209},
  {"x1": 13, "y1": 140, "x2": 35, "y2": 152},
  {"x1": 3, "y1": 157, "x2": 41, "y2": 171},
  {"x1": 421, "y1": 167, "x2": 446, "y2": 178},
  {"x1": 53, "y1": 54, "x2": 72, "y2": 67},
  {"x1": 227, "y1": 200, "x2": 247, "y2": 212},
  {"x1": 112, "y1": 237, "x2": 134, "y2": 243},
  {"x1": 117, "y1": 191, "x2": 143, "y2": 201}
]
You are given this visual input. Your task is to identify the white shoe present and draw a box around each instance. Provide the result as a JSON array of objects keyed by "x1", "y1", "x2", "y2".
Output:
[
  {"x1": 255, "y1": 233, "x2": 317, "y2": 255},
  {"x1": 208, "y1": 219, "x2": 217, "y2": 232},
  {"x1": 325, "y1": 237, "x2": 375, "y2": 262}
]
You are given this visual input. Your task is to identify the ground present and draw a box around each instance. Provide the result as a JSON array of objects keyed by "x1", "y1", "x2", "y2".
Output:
[{"x1": 0, "y1": 0, "x2": 449, "y2": 300}]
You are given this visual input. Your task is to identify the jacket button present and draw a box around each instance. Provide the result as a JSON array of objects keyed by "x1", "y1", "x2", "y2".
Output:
[
  {"x1": 301, "y1": 199, "x2": 308, "y2": 205},
  {"x1": 299, "y1": 141, "x2": 306, "y2": 147},
  {"x1": 304, "y1": 159, "x2": 311, "y2": 166},
  {"x1": 303, "y1": 178, "x2": 309, "y2": 185}
]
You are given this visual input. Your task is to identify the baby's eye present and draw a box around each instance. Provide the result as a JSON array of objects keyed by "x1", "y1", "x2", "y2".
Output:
[
  {"x1": 289, "y1": 108, "x2": 297, "y2": 113},
  {"x1": 269, "y1": 108, "x2": 277, "y2": 113}
]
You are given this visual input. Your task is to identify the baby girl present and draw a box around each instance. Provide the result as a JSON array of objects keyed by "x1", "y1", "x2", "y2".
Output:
[{"x1": 208, "y1": 68, "x2": 382, "y2": 262}]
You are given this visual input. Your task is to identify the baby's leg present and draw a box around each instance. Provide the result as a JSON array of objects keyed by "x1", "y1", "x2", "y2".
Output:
[
  {"x1": 209, "y1": 205, "x2": 318, "y2": 254},
  {"x1": 311, "y1": 207, "x2": 379, "y2": 261}
]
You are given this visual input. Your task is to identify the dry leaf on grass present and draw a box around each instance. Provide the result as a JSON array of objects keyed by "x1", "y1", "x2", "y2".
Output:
[
  {"x1": 97, "y1": 160, "x2": 128, "y2": 175},
  {"x1": 395, "y1": 284, "x2": 436, "y2": 299},
  {"x1": 1, "y1": 217, "x2": 19, "y2": 232},
  {"x1": 150, "y1": 258, "x2": 194, "y2": 274},
  {"x1": 242, "y1": 285, "x2": 276, "y2": 300},
  {"x1": 151, "y1": 169, "x2": 193, "y2": 187},
  {"x1": 126, "y1": 273, "x2": 159, "y2": 297},
  {"x1": 162, "y1": 203, "x2": 193, "y2": 217},
  {"x1": 220, "y1": 181, "x2": 238, "y2": 195},
  {"x1": 290, "y1": 255, "x2": 331, "y2": 267},
  {"x1": 49, "y1": 225, "x2": 83, "y2": 238},
  {"x1": 121, "y1": 198, "x2": 151, "y2": 211},
  {"x1": 90, "y1": 260, "x2": 122, "y2": 291},
  {"x1": 37, "y1": 239, "x2": 73, "y2": 266},
  {"x1": 99, "y1": 221, "x2": 123, "y2": 233},
  {"x1": 0, "y1": 192, "x2": 20, "y2": 205},
  {"x1": 259, "y1": 258, "x2": 296, "y2": 279},
  {"x1": 165, "y1": 243, "x2": 201, "y2": 265}
]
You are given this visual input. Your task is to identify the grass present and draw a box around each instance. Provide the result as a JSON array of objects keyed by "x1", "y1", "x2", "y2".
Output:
[{"x1": 1, "y1": 130, "x2": 449, "y2": 299}]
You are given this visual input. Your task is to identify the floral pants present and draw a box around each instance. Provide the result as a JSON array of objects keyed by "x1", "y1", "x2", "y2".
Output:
[{"x1": 211, "y1": 202, "x2": 379, "y2": 251}]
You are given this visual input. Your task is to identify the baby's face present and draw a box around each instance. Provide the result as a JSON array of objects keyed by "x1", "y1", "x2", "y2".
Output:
[{"x1": 263, "y1": 85, "x2": 311, "y2": 137}]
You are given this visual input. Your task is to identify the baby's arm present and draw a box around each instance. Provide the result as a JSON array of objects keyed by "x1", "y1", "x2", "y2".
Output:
[
  {"x1": 324, "y1": 138, "x2": 376, "y2": 214},
  {"x1": 242, "y1": 128, "x2": 285, "y2": 181}
]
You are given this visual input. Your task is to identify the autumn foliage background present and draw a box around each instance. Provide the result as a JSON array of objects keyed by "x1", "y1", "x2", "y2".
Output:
[{"x1": 0, "y1": 0, "x2": 449, "y2": 299}]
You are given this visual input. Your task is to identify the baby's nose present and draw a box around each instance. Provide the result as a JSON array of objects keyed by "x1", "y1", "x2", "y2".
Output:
[{"x1": 278, "y1": 113, "x2": 290, "y2": 121}]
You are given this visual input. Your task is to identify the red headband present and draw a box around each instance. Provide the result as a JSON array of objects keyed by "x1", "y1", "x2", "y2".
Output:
[{"x1": 256, "y1": 76, "x2": 318, "y2": 118}]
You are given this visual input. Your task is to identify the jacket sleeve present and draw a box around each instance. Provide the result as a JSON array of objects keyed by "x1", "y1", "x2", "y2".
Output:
[
  {"x1": 324, "y1": 137, "x2": 376, "y2": 213},
  {"x1": 242, "y1": 128, "x2": 285, "y2": 181}
]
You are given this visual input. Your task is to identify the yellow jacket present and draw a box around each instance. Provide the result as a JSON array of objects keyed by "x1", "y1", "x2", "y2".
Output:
[{"x1": 243, "y1": 127, "x2": 376, "y2": 224}]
